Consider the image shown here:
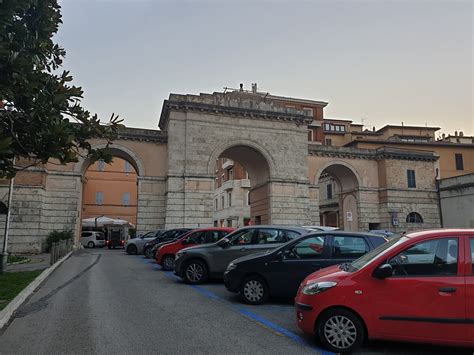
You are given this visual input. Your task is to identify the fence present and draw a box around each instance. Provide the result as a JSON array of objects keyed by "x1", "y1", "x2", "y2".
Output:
[{"x1": 50, "y1": 239, "x2": 73, "y2": 265}]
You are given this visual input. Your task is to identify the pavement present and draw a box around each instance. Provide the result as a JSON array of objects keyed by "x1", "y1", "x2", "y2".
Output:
[
  {"x1": 6, "y1": 254, "x2": 50, "y2": 272},
  {"x1": 0, "y1": 248, "x2": 471, "y2": 355}
]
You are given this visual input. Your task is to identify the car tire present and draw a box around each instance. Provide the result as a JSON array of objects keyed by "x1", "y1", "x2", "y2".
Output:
[
  {"x1": 162, "y1": 255, "x2": 175, "y2": 271},
  {"x1": 317, "y1": 308, "x2": 365, "y2": 353},
  {"x1": 87, "y1": 241, "x2": 95, "y2": 248},
  {"x1": 127, "y1": 244, "x2": 137, "y2": 255},
  {"x1": 239, "y1": 275, "x2": 269, "y2": 305},
  {"x1": 144, "y1": 247, "x2": 153, "y2": 259},
  {"x1": 183, "y1": 259, "x2": 208, "y2": 284}
]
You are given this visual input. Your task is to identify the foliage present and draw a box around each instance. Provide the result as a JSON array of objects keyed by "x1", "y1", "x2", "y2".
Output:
[
  {"x1": 0, "y1": 270, "x2": 42, "y2": 310},
  {"x1": 45, "y1": 229, "x2": 72, "y2": 251},
  {"x1": 7, "y1": 254, "x2": 29, "y2": 264},
  {"x1": 0, "y1": 0, "x2": 123, "y2": 178}
]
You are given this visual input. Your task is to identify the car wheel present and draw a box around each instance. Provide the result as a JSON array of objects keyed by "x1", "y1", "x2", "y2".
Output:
[
  {"x1": 240, "y1": 275, "x2": 269, "y2": 305},
  {"x1": 184, "y1": 260, "x2": 208, "y2": 284},
  {"x1": 87, "y1": 241, "x2": 95, "y2": 248},
  {"x1": 317, "y1": 308, "x2": 365, "y2": 353},
  {"x1": 162, "y1": 255, "x2": 175, "y2": 271},
  {"x1": 127, "y1": 244, "x2": 137, "y2": 255},
  {"x1": 144, "y1": 247, "x2": 153, "y2": 258}
]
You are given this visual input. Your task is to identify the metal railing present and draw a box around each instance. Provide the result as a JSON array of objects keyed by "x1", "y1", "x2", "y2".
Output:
[{"x1": 50, "y1": 239, "x2": 73, "y2": 265}]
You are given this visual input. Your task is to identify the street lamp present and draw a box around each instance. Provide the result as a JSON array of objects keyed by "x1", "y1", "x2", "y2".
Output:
[{"x1": 0, "y1": 161, "x2": 15, "y2": 274}]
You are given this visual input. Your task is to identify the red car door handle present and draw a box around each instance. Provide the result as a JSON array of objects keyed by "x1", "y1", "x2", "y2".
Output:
[{"x1": 439, "y1": 287, "x2": 456, "y2": 293}]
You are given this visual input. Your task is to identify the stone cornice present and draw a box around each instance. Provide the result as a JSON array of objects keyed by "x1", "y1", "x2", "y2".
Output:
[
  {"x1": 309, "y1": 145, "x2": 439, "y2": 162},
  {"x1": 159, "y1": 95, "x2": 313, "y2": 130},
  {"x1": 116, "y1": 126, "x2": 167, "y2": 143}
]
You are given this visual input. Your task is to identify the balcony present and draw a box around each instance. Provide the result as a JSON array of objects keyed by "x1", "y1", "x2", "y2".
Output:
[{"x1": 222, "y1": 159, "x2": 234, "y2": 170}]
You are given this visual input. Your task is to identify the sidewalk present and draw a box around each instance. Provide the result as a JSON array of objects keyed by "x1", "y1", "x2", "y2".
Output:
[{"x1": 5, "y1": 254, "x2": 50, "y2": 272}]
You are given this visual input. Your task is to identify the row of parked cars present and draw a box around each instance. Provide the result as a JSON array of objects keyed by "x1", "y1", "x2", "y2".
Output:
[{"x1": 124, "y1": 226, "x2": 474, "y2": 353}]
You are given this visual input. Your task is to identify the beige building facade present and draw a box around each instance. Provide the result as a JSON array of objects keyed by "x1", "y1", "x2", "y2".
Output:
[{"x1": 0, "y1": 90, "x2": 445, "y2": 253}]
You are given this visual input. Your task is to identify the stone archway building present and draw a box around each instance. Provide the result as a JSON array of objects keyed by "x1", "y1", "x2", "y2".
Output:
[{"x1": 0, "y1": 91, "x2": 441, "y2": 253}]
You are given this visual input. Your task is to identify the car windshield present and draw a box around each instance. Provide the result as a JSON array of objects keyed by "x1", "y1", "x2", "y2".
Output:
[{"x1": 351, "y1": 235, "x2": 409, "y2": 271}]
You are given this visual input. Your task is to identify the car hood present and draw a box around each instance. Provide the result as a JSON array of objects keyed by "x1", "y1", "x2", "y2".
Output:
[
  {"x1": 232, "y1": 251, "x2": 272, "y2": 264},
  {"x1": 180, "y1": 243, "x2": 216, "y2": 253},
  {"x1": 301, "y1": 264, "x2": 348, "y2": 286}
]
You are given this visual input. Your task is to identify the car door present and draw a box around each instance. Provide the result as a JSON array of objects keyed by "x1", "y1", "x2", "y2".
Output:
[
  {"x1": 81, "y1": 232, "x2": 92, "y2": 246},
  {"x1": 329, "y1": 234, "x2": 371, "y2": 264},
  {"x1": 266, "y1": 235, "x2": 330, "y2": 298},
  {"x1": 370, "y1": 236, "x2": 467, "y2": 343},
  {"x1": 466, "y1": 236, "x2": 474, "y2": 345},
  {"x1": 213, "y1": 229, "x2": 257, "y2": 273}
]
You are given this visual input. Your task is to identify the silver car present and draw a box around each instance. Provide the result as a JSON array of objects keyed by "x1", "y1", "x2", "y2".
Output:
[
  {"x1": 125, "y1": 230, "x2": 164, "y2": 255},
  {"x1": 174, "y1": 225, "x2": 308, "y2": 284},
  {"x1": 81, "y1": 231, "x2": 105, "y2": 248}
]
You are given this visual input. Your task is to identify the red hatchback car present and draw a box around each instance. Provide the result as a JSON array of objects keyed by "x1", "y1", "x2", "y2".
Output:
[
  {"x1": 155, "y1": 227, "x2": 235, "y2": 270},
  {"x1": 295, "y1": 229, "x2": 474, "y2": 353}
]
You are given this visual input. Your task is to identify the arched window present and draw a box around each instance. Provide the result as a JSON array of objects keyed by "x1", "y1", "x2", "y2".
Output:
[{"x1": 406, "y1": 212, "x2": 423, "y2": 224}]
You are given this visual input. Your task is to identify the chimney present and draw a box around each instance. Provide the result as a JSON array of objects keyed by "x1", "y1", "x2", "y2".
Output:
[
  {"x1": 372, "y1": 126, "x2": 375, "y2": 132},
  {"x1": 455, "y1": 131, "x2": 458, "y2": 136},
  {"x1": 239, "y1": 83, "x2": 244, "y2": 92},
  {"x1": 460, "y1": 131, "x2": 464, "y2": 137},
  {"x1": 251, "y1": 83, "x2": 257, "y2": 93}
]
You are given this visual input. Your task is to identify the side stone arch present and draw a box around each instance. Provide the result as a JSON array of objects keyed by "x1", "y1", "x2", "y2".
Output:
[
  {"x1": 313, "y1": 160, "x2": 362, "y2": 189},
  {"x1": 74, "y1": 143, "x2": 146, "y2": 176}
]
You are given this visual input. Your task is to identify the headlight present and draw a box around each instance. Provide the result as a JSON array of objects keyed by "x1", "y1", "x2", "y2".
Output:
[
  {"x1": 175, "y1": 251, "x2": 186, "y2": 260},
  {"x1": 226, "y1": 262, "x2": 237, "y2": 272},
  {"x1": 302, "y1": 281, "x2": 337, "y2": 295}
]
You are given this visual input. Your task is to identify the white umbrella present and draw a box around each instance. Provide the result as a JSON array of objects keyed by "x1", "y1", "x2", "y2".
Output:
[{"x1": 82, "y1": 216, "x2": 134, "y2": 228}]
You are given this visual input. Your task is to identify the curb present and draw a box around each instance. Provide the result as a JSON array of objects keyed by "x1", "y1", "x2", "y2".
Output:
[{"x1": 0, "y1": 251, "x2": 73, "y2": 329}]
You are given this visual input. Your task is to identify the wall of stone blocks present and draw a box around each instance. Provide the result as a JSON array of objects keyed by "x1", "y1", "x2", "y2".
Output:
[{"x1": 137, "y1": 177, "x2": 167, "y2": 233}]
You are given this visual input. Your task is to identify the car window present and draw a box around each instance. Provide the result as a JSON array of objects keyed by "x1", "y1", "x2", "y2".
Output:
[
  {"x1": 284, "y1": 230, "x2": 302, "y2": 241},
  {"x1": 184, "y1": 231, "x2": 205, "y2": 244},
  {"x1": 256, "y1": 229, "x2": 287, "y2": 244},
  {"x1": 81, "y1": 232, "x2": 92, "y2": 238},
  {"x1": 332, "y1": 236, "x2": 369, "y2": 258},
  {"x1": 95, "y1": 233, "x2": 105, "y2": 240},
  {"x1": 470, "y1": 238, "x2": 474, "y2": 274},
  {"x1": 203, "y1": 231, "x2": 221, "y2": 244},
  {"x1": 230, "y1": 229, "x2": 255, "y2": 246},
  {"x1": 285, "y1": 236, "x2": 326, "y2": 259},
  {"x1": 388, "y1": 238, "x2": 458, "y2": 277},
  {"x1": 218, "y1": 230, "x2": 231, "y2": 240}
]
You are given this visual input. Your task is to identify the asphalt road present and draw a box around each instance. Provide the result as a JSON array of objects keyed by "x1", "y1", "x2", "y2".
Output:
[{"x1": 0, "y1": 249, "x2": 471, "y2": 355}]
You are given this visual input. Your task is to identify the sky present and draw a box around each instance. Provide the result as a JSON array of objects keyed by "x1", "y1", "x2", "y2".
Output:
[{"x1": 57, "y1": 0, "x2": 473, "y2": 136}]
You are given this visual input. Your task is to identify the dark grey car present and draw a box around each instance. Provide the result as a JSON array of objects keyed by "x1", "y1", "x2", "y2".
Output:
[{"x1": 174, "y1": 225, "x2": 308, "y2": 284}]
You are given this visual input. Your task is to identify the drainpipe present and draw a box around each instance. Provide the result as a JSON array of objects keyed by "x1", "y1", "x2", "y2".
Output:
[
  {"x1": 0, "y1": 158, "x2": 15, "y2": 274},
  {"x1": 436, "y1": 177, "x2": 444, "y2": 228}
]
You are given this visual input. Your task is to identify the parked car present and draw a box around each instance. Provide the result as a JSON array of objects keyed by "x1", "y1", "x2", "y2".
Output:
[
  {"x1": 174, "y1": 225, "x2": 308, "y2": 284},
  {"x1": 224, "y1": 231, "x2": 387, "y2": 304},
  {"x1": 303, "y1": 226, "x2": 339, "y2": 232},
  {"x1": 81, "y1": 231, "x2": 105, "y2": 248},
  {"x1": 156, "y1": 227, "x2": 235, "y2": 270},
  {"x1": 125, "y1": 229, "x2": 165, "y2": 255},
  {"x1": 143, "y1": 228, "x2": 193, "y2": 258},
  {"x1": 295, "y1": 229, "x2": 474, "y2": 353}
]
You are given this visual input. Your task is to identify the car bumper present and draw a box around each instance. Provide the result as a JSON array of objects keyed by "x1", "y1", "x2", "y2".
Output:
[
  {"x1": 174, "y1": 256, "x2": 185, "y2": 277},
  {"x1": 294, "y1": 292, "x2": 326, "y2": 335},
  {"x1": 223, "y1": 269, "x2": 245, "y2": 293}
]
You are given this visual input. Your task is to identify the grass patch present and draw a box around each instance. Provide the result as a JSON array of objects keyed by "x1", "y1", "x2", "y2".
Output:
[
  {"x1": 0, "y1": 270, "x2": 42, "y2": 311},
  {"x1": 7, "y1": 255, "x2": 30, "y2": 264}
]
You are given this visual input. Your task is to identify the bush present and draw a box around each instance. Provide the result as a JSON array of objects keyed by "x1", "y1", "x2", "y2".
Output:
[{"x1": 45, "y1": 230, "x2": 73, "y2": 252}]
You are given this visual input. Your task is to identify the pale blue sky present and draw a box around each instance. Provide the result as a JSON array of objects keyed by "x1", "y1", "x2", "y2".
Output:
[{"x1": 57, "y1": 0, "x2": 473, "y2": 135}]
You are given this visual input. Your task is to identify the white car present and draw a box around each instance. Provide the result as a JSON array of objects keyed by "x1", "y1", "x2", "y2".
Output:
[
  {"x1": 125, "y1": 230, "x2": 164, "y2": 255},
  {"x1": 303, "y1": 225, "x2": 339, "y2": 232},
  {"x1": 81, "y1": 231, "x2": 105, "y2": 248}
]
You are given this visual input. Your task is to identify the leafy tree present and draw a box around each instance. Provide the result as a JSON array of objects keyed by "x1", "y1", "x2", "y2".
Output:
[{"x1": 0, "y1": 0, "x2": 122, "y2": 178}]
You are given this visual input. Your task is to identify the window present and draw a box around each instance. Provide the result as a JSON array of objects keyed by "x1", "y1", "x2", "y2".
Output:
[
  {"x1": 470, "y1": 239, "x2": 474, "y2": 273},
  {"x1": 228, "y1": 168, "x2": 233, "y2": 180},
  {"x1": 228, "y1": 192, "x2": 232, "y2": 207},
  {"x1": 256, "y1": 229, "x2": 287, "y2": 244},
  {"x1": 215, "y1": 198, "x2": 218, "y2": 211},
  {"x1": 303, "y1": 108, "x2": 314, "y2": 117},
  {"x1": 325, "y1": 138, "x2": 332, "y2": 146},
  {"x1": 324, "y1": 123, "x2": 331, "y2": 131},
  {"x1": 122, "y1": 192, "x2": 130, "y2": 206},
  {"x1": 308, "y1": 130, "x2": 313, "y2": 141},
  {"x1": 95, "y1": 192, "x2": 103, "y2": 205},
  {"x1": 332, "y1": 236, "x2": 369, "y2": 258},
  {"x1": 455, "y1": 153, "x2": 464, "y2": 170},
  {"x1": 221, "y1": 196, "x2": 225, "y2": 209},
  {"x1": 406, "y1": 212, "x2": 423, "y2": 223},
  {"x1": 407, "y1": 169, "x2": 416, "y2": 188},
  {"x1": 246, "y1": 191, "x2": 250, "y2": 206},
  {"x1": 227, "y1": 219, "x2": 233, "y2": 227},
  {"x1": 286, "y1": 236, "x2": 326, "y2": 259},
  {"x1": 388, "y1": 238, "x2": 458, "y2": 276},
  {"x1": 97, "y1": 159, "x2": 105, "y2": 171},
  {"x1": 184, "y1": 231, "x2": 205, "y2": 245},
  {"x1": 230, "y1": 229, "x2": 255, "y2": 245},
  {"x1": 326, "y1": 184, "x2": 332, "y2": 199},
  {"x1": 124, "y1": 161, "x2": 133, "y2": 173},
  {"x1": 81, "y1": 232, "x2": 92, "y2": 238},
  {"x1": 221, "y1": 173, "x2": 225, "y2": 182}
]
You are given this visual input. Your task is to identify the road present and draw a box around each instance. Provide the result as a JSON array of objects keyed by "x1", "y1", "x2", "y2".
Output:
[{"x1": 0, "y1": 249, "x2": 470, "y2": 354}]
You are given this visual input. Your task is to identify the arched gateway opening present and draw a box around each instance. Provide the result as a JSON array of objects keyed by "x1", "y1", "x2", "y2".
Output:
[
  {"x1": 316, "y1": 163, "x2": 360, "y2": 231},
  {"x1": 211, "y1": 144, "x2": 271, "y2": 227}
]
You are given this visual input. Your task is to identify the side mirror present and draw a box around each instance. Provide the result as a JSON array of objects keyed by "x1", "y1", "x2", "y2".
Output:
[
  {"x1": 276, "y1": 251, "x2": 284, "y2": 261},
  {"x1": 373, "y1": 264, "x2": 393, "y2": 279},
  {"x1": 217, "y1": 237, "x2": 230, "y2": 248}
]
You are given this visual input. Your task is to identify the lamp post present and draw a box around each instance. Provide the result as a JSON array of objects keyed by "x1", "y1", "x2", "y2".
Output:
[{"x1": 0, "y1": 163, "x2": 15, "y2": 274}]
